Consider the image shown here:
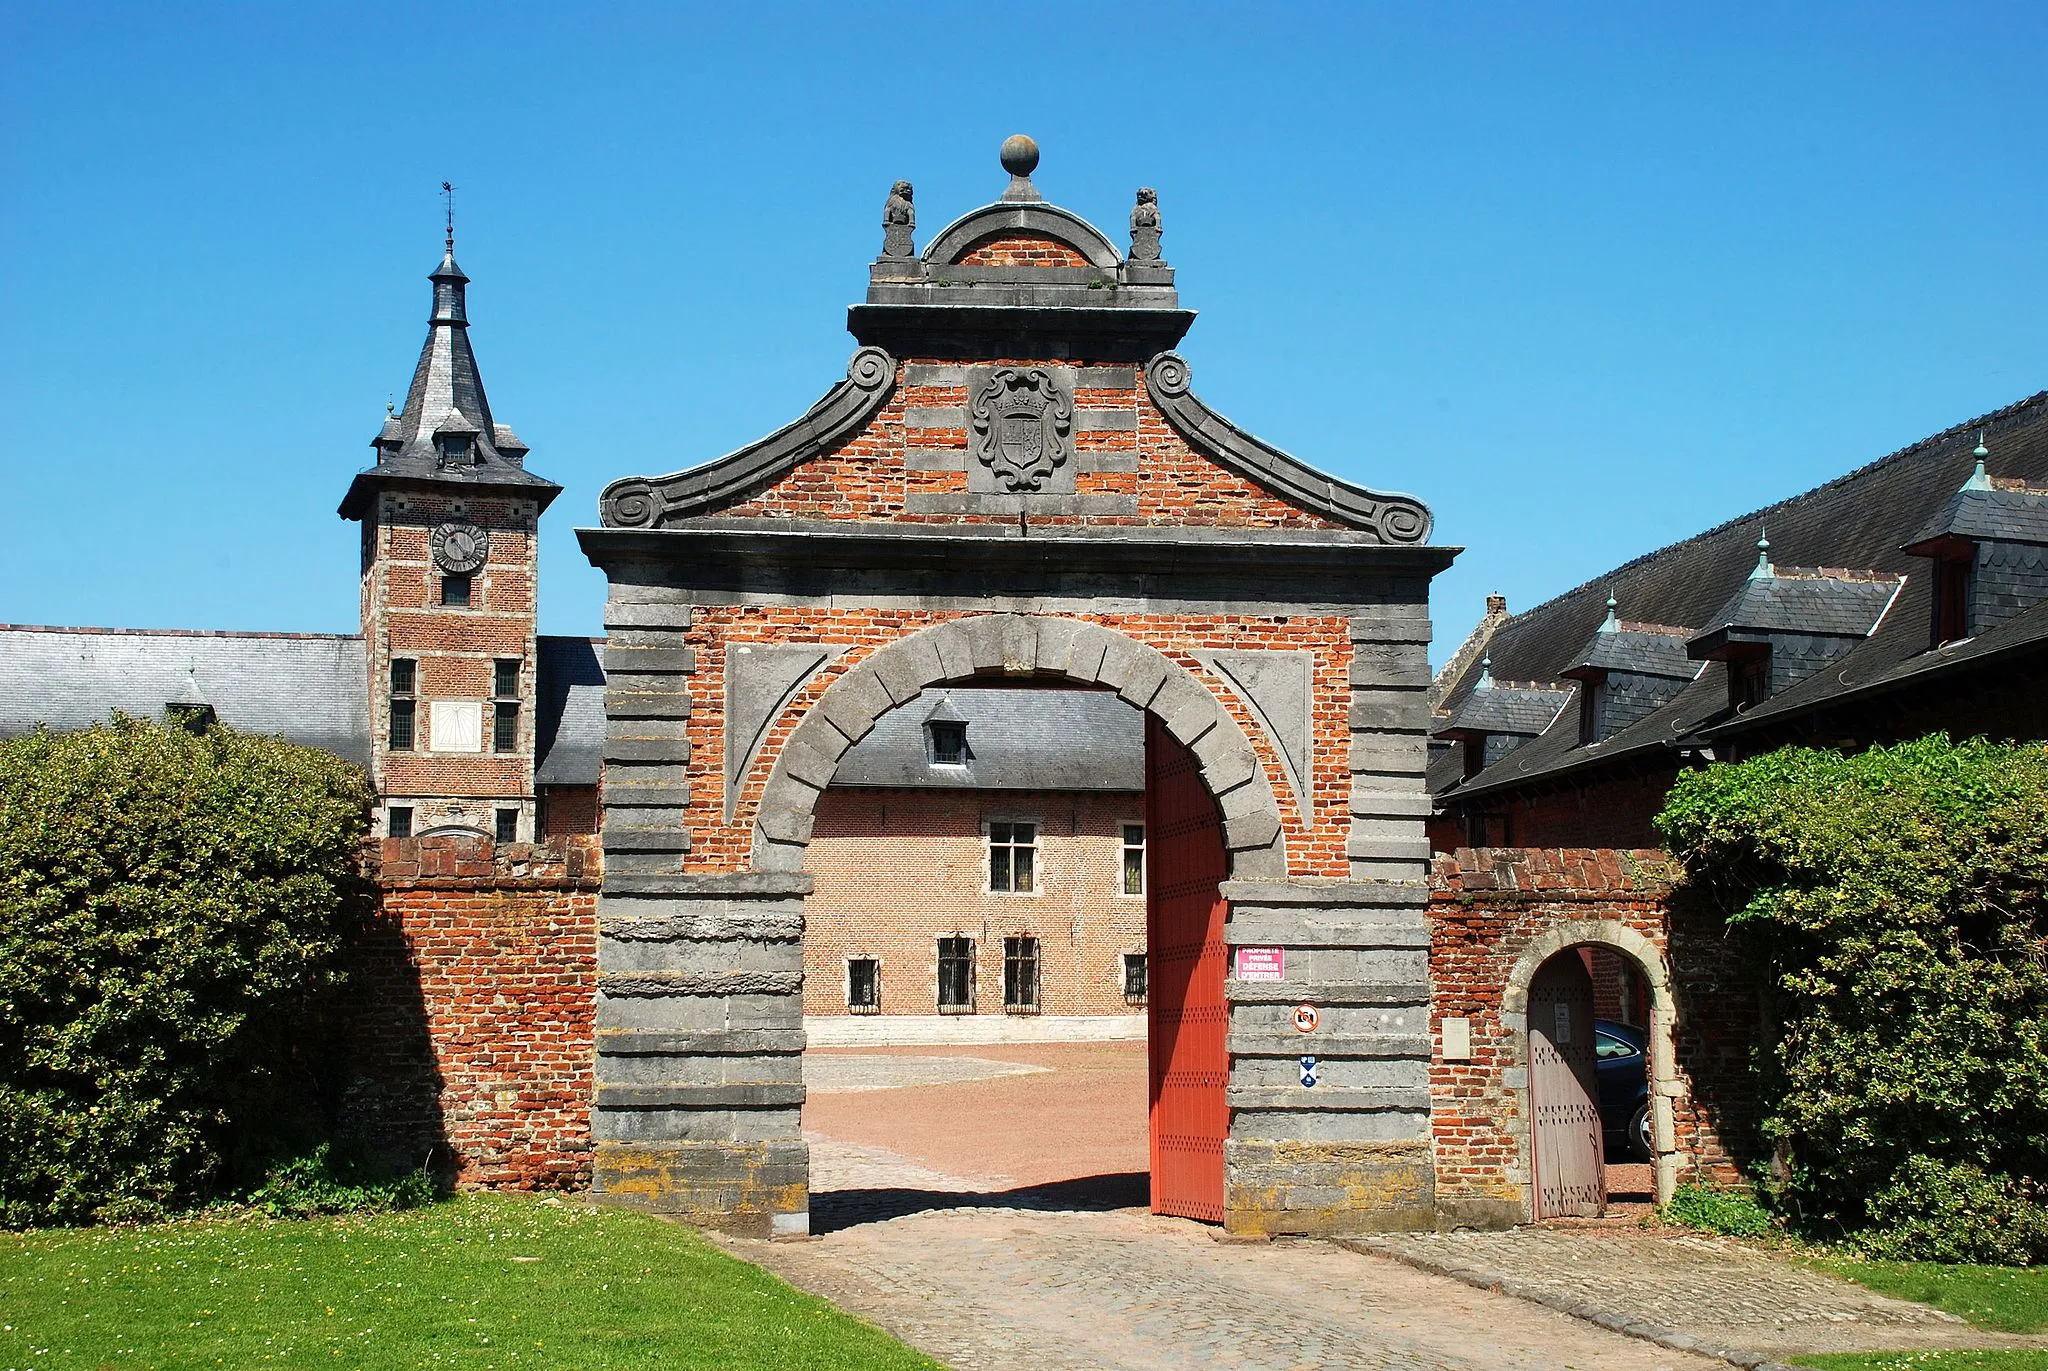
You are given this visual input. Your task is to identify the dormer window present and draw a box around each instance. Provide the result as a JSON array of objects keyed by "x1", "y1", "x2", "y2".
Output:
[
  {"x1": 928, "y1": 719, "x2": 967, "y2": 766},
  {"x1": 1933, "y1": 554, "x2": 1973, "y2": 646},
  {"x1": 1462, "y1": 736, "x2": 1486, "y2": 778},
  {"x1": 1729, "y1": 651, "x2": 1770, "y2": 711},
  {"x1": 438, "y1": 434, "x2": 473, "y2": 468},
  {"x1": 1577, "y1": 680, "x2": 1606, "y2": 746}
]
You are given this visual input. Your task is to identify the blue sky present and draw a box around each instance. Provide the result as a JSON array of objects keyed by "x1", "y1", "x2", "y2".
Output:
[{"x1": 4, "y1": 4, "x2": 2043, "y2": 655}]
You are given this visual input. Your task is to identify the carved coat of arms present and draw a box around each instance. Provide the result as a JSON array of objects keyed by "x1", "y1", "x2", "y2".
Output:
[{"x1": 969, "y1": 367, "x2": 1074, "y2": 492}]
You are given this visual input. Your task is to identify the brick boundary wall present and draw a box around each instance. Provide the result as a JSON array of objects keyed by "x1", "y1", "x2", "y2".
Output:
[
  {"x1": 341, "y1": 833, "x2": 599, "y2": 1190},
  {"x1": 1426, "y1": 847, "x2": 1758, "y2": 1227}
]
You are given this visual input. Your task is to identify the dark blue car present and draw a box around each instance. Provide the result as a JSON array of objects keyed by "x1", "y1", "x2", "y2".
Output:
[{"x1": 1594, "y1": 1019, "x2": 1653, "y2": 1161}]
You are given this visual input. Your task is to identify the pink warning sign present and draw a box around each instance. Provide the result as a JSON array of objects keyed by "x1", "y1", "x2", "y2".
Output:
[{"x1": 1234, "y1": 946, "x2": 1285, "y2": 982}]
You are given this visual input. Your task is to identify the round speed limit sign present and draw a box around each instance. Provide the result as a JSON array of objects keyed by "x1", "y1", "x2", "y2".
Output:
[{"x1": 1292, "y1": 1003, "x2": 1320, "y2": 1034}]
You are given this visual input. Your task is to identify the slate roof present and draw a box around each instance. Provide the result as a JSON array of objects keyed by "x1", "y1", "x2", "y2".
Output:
[
  {"x1": 1568, "y1": 623, "x2": 1697, "y2": 680},
  {"x1": 338, "y1": 244, "x2": 560, "y2": 520},
  {"x1": 534, "y1": 636, "x2": 605, "y2": 785},
  {"x1": 0, "y1": 626, "x2": 372, "y2": 767},
  {"x1": 1690, "y1": 567, "x2": 1902, "y2": 645},
  {"x1": 1435, "y1": 388, "x2": 2048, "y2": 804},
  {"x1": 1907, "y1": 484, "x2": 2048, "y2": 549},
  {"x1": 832, "y1": 687, "x2": 1144, "y2": 791},
  {"x1": 1437, "y1": 678, "x2": 1571, "y2": 739},
  {"x1": 0, "y1": 626, "x2": 610, "y2": 786}
]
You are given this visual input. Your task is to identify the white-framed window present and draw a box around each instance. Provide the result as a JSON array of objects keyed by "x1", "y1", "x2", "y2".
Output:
[
  {"x1": 1003, "y1": 936, "x2": 1040, "y2": 1013},
  {"x1": 987, "y1": 820, "x2": 1038, "y2": 893},
  {"x1": 1120, "y1": 822, "x2": 1146, "y2": 896},
  {"x1": 937, "y1": 936, "x2": 974, "y2": 1011},
  {"x1": 847, "y1": 957, "x2": 880, "y2": 1013}
]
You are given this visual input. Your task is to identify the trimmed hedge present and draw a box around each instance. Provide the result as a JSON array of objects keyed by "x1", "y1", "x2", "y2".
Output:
[
  {"x1": 0, "y1": 716, "x2": 371, "y2": 1226},
  {"x1": 1657, "y1": 735, "x2": 2048, "y2": 1263}
]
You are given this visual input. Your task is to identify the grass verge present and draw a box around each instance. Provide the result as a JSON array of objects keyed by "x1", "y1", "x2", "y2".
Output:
[
  {"x1": 1808, "y1": 1258, "x2": 2048, "y2": 1335},
  {"x1": 0, "y1": 1193, "x2": 940, "y2": 1370},
  {"x1": 1791, "y1": 1354, "x2": 2048, "y2": 1370}
]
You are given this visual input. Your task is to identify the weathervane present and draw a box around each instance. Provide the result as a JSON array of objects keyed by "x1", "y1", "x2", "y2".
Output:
[{"x1": 441, "y1": 180, "x2": 456, "y2": 250}]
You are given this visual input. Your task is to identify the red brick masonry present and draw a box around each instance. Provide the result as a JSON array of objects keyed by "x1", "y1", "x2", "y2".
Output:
[
  {"x1": 1428, "y1": 847, "x2": 1755, "y2": 1222},
  {"x1": 344, "y1": 834, "x2": 598, "y2": 1190},
  {"x1": 345, "y1": 836, "x2": 1758, "y2": 1215}
]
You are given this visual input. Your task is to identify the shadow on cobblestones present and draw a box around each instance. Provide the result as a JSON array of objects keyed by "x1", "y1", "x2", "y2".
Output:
[{"x1": 813, "y1": 1171, "x2": 1148, "y2": 1235}]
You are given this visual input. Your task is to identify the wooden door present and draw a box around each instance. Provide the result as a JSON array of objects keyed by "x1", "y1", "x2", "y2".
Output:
[
  {"x1": 1529, "y1": 952, "x2": 1604, "y2": 1219},
  {"x1": 1145, "y1": 715, "x2": 1229, "y2": 1223}
]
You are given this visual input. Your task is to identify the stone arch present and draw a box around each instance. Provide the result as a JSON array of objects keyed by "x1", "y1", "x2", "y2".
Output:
[
  {"x1": 746, "y1": 613, "x2": 1288, "y2": 880},
  {"x1": 1501, "y1": 920, "x2": 1683, "y2": 1207}
]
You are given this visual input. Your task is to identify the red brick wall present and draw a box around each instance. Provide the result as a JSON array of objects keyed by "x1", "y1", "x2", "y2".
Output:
[
  {"x1": 342, "y1": 834, "x2": 598, "y2": 1190},
  {"x1": 715, "y1": 357, "x2": 1348, "y2": 531},
  {"x1": 540, "y1": 784, "x2": 600, "y2": 838},
  {"x1": 804, "y1": 787, "x2": 1146, "y2": 1016},
  {"x1": 361, "y1": 488, "x2": 542, "y2": 834},
  {"x1": 1427, "y1": 847, "x2": 1757, "y2": 1216},
  {"x1": 686, "y1": 608, "x2": 1355, "y2": 877},
  {"x1": 954, "y1": 233, "x2": 1091, "y2": 267}
]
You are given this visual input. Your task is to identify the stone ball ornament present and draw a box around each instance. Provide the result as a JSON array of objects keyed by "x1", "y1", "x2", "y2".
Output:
[{"x1": 999, "y1": 134, "x2": 1040, "y2": 178}]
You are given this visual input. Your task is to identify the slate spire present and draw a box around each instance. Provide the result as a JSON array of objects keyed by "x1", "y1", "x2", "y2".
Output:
[{"x1": 337, "y1": 204, "x2": 559, "y2": 521}]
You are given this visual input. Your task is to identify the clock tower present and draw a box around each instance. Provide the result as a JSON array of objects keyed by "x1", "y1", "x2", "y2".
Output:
[{"x1": 340, "y1": 230, "x2": 561, "y2": 840}]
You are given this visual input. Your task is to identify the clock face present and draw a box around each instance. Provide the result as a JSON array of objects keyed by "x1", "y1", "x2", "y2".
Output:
[{"x1": 431, "y1": 521, "x2": 489, "y2": 574}]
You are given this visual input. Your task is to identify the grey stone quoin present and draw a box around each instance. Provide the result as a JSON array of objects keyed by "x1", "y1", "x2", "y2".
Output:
[{"x1": 576, "y1": 140, "x2": 1456, "y2": 1238}]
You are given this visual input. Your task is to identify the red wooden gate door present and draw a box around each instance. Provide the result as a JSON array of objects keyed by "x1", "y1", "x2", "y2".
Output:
[
  {"x1": 1145, "y1": 715, "x2": 1229, "y2": 1222},
  {"x1": 1529, "y1": 951, "x2": 1604, "y2": 1219}
]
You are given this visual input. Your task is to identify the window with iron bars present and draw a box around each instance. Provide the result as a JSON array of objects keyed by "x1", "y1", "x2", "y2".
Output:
[
  {"x1": 1003, "y1": 936, "x2": 1040, "y2": 1013},
  {"x1": 937, "y1": 936, "x2": 974, "y2": 1011},
  {"x1": 388, "y1": 658, "x2": 416, "y2": 751},
  {"x1": 1122, "y1": 952, "x2": 1148, "y2": 1003},
  {"x1": 847, "y1": 958, "x2": 880, "y2": 1012}
]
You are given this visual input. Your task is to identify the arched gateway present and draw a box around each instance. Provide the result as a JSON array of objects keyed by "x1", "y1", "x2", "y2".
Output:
[{"x1": 576, "y1": 139, "x2": 1456, "y2": 1237}]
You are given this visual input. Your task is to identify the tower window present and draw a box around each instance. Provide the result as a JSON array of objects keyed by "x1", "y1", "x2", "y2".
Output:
[
  {"x1": 441, "y1": 573, "x2": 472, "y2": 607},
  {"x1": 493, "y1": 701, "x2": 519, "y2": 753},
  {"x1": 928, "y1": 720, "x2": 967, "y2": 766},
  {"x1": 494, "y1": 808, "x2": 518, "y2": 844},
  {"x1": 847, "y1": 958, "x2": 880, "y2": 1012},
  {"x1": 1003, "y1": 936, "x2": 1040, "y2": 1012},
  {"x1": 438, "y1": 434, "x2": 473, "y2": 468},
  {"x1": 1121, "y1": 823, "x2": 1146, "y2": 896},
  {"x1": 988, "y1": 821, "x2": 1037, "y2": 893},
  {"x1": 493, "y1": 658, "x2": 521, "y2": 699},
  {"x1": 937, "y1": 936, "x2": 974, "y2": 1011},
  {"x1": 389, "y1": 658, "x2": 416, "y2": 751},
  {"x1": 387, "y1": 806, "x2": 413, "y2": 839}
]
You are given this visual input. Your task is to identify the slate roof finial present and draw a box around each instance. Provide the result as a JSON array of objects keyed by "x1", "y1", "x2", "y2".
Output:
[
  {"x1": 1962, "y1": 431, "x2": 1994, "y2": 492},
  {"x1": 1476, "y1": 654, "x2": 1495, "y2": 689},
  {"x1": 999, "y1": 133, "x2": 1043, "y2": 203},
  {"x1": 1750, "y1": 528, "x2": 1774, "y2": 580},
  {"x1": 1600, "y1": 589, "x2": 1620, "y2": 632}
]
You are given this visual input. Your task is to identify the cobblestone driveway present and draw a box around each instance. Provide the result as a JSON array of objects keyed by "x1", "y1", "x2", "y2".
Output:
[
  {"x1": 1358, "y1": 1229, "x2": 2045, "y2": 1359},
  {"x1": 723, "y1": 1135, "x2": 1720, "y2": 1371}
]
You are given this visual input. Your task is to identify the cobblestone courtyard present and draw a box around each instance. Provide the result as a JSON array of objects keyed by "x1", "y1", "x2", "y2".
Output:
[{"x1": 710, "y1": 1044, "x2": 2048, "y2": 1369}]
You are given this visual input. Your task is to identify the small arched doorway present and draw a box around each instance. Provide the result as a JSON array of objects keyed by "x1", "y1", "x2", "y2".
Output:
[
  {"x1": 1505, "y1": 923, "x2": 1682, "y2": 1220},
  {"x1": 1527, "y1": 951, "x2": 1602, "y2": 1218}
]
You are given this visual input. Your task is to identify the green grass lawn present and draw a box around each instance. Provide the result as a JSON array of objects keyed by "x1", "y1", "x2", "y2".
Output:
[
  {"x1": 1791, "y1": 1354, "x2": 2048, "y2": 1371},
  {"x1": 0, "y1": 1194, "x2": 942, "y2": 1370},
  {"x1": 1809, "y1": 1258, "x2": 2048, "y2": 1335}
]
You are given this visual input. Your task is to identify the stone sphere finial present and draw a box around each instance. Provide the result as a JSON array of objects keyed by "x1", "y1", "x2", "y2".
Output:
[{"x1": 1000, "y1": 134, "x2": 1040, "y2": 178}]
